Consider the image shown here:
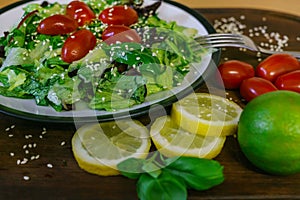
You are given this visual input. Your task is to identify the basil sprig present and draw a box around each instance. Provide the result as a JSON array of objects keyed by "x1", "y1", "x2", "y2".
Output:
[{"x1": 117, "y1": 152, "x2": 224, "y2": 200}]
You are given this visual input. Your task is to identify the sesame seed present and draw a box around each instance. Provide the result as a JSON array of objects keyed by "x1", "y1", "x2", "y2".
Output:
[
  {"x1": 10, "y1": 152, "x2": 15, "y2": 157},
  {"x1": 60, "y1": 141, "x2": 66, "y2": 146},
  {"x1": 47, "y1": 163, "x2": 53, "y2": 168},
  {"x1": 75, "y1": 8, "x2": 83, "y2": 13},
  {"x1": 20, "y1": 158, "x2": 28, "y2": 165},
  {"x1": 23, "y1": 176, "x2": 30, "y2": 181}
]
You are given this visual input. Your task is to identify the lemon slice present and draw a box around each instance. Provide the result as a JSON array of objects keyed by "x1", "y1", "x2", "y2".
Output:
[
  {"x1": 72, "y1": 119, "x2": 151, "y2": 176},
  {"x1": 150, "y1": 115, "x2": 226, "y2": 159},
  {"x1": 171, "y1": 93, "x2": 242, "y2": 136}
]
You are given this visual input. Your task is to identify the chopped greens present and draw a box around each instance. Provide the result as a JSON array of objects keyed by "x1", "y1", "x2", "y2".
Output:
[{"x1": 0, "y1": 0, "x2": 207, "y2": 112}]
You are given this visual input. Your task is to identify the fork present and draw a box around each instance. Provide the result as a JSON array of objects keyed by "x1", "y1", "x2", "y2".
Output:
[{"x1": 193, "y1": 33, "x2": 300, "y2": 59}]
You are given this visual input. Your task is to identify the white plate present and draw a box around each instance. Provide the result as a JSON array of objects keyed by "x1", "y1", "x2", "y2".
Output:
[{"x1": 0, "y1": 0, "x2": 220, "y2": 123}]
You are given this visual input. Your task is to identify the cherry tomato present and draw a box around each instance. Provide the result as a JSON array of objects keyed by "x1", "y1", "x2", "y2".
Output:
[
  {"x1": 256, "y1": 54, "x2": 300, "y2": 82},
  {"x1": 99, "y1": 5, "x2": 138, "y2": 26},
  {"x1": 102, "y1": 25, "x2": 141, "y2": 44},
  {"x1": 17, "y1": 10, "x2": 38, "y2": 29},
  {"x1": 240, "y1": 77, "x2": 278, "y2": 102},
  {"x1": 66, "y1": 1, "x2": 96, "y2": 26},
  {"x1": 275, "y1": 70, "x2": 300, "y2": 93},
  {"x1": 61, "y1": 29, "x2": 96, "y2": 63},
  {"x1": 217, "y1": 60, "x2": 255, "y2": 89},
  {"x1": 37, "y1": 14, "x2": 78, "y2": 35}
]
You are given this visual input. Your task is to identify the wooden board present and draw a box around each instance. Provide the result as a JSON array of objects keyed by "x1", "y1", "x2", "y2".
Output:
[{"x1": 1, "y1": 7, "x2": 300, "y2": 199}]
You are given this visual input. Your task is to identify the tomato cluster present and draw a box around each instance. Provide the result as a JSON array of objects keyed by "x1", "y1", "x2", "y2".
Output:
[
  {"x1": 217, "y1": 54, "x2": 300, "y2": 102},
  {"x1": 36, "y1": 0, "x2": 140, "y2": 63}
]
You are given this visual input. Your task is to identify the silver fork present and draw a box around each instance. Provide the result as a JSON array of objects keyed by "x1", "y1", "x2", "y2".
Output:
[{"x1": 193, "y1": 33, "x2": 300, "y2": 59}]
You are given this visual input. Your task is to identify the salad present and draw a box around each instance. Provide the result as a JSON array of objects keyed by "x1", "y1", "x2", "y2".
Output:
[{"x1": 0, "y1": 0, "x2": 206, "y2": 112}]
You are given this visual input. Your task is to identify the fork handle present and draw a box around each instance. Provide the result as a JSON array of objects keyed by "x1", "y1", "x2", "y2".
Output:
[{"x1": 259, "y1": 48, "x2": 300, "y2": 59}]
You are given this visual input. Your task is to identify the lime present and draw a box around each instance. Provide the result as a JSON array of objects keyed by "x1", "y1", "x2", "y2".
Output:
[
  {"x1": 171, "y1": 93, "x2": 242, "y2": 136},
  {"x1": 72, "y1": 119, "x2": 151, "y2": 176},
  {"x1": 150, "y1": 115, "x2": 226, "y2": 159},
  {"x1": 238, "y1": 91, "x2": 300, "y2": 175}
]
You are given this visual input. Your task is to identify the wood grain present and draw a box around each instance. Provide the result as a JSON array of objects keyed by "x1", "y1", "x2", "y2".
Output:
[{"x1": 1, "y1": 3, "x2": 300, "y2": 200}]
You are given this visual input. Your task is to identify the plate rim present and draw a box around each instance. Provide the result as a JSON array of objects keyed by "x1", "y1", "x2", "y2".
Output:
[{"x1": 0, "y1": 0, "x2": 221, "y2": 123}]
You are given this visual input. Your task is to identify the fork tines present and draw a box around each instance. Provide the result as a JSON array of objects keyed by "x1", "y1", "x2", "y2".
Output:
[{"x1": 194, "y1": 33, "x2": 246, "y2": 49}]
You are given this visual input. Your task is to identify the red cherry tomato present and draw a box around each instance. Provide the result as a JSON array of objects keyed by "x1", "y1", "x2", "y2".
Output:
[
  {"x1": 61, "y1": 29, "x2": 96, "y2": 63},
  {"x1": 66, "y1": 1, "x2": 96, "y2": 26},
  {"x1": 217, "y1": 60, "x2": 255, "y2": 89},
  {"x1": 256, "y1": 54, "x2": 300, "y2": 82},
  {"x1": 275, "y1": 70, "x2": 300, "y2": 93},
  {"x1": 240, "y1": 77, "x2": 278, "y2": 102},
  {"x1": 37, "y1": 14, "x2": 78, "y2": 35},
  {"x1": 17, "y1": 10, "x2": 38, "y2": 29},
  {"x1": 102, "y1": 25, "x2": 141, "y2": 44},
  {"x1": 99, "y1": 5, "x2": 138, "y2": 26}
]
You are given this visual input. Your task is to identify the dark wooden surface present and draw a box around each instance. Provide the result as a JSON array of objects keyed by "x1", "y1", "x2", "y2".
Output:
[{"x1": 1, "y1": 8, "x2": 300, "y2": 200}]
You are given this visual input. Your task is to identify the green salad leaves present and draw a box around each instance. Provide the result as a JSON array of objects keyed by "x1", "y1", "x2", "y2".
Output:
[{"x1": 0, "y1": 0, "x2": 206, "y2": 112}]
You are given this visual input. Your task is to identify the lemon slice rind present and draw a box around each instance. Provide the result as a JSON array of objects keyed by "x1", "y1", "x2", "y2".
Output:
[
  {"x1": 72, "y1": 120, "x2": 151, "y2": 176},
  {"x1": 171, "y1": 93, "x2": 242, "y2": 136},
  {"x1": 150, "y1": 115, "x2": 226, "y2": 159}
]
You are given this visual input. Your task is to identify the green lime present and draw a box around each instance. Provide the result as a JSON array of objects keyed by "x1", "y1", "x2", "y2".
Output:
[{"x1": 238, "y1": 91, "x2": 300, "y2": 175}]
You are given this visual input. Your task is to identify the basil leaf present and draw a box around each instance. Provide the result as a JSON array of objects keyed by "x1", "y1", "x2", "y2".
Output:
[
  {"x1": 117, "y1": 157, "x2": 144, "y2": 179},
  {"x1": 142, "y1": 161, "x2": 162, "y2": 179},
  {"x1": 137, "y1": 171, "x2": 187, "y2": 200},
  {"x1": 165, "y1": 157, "x2": 224, "y2": 191}
]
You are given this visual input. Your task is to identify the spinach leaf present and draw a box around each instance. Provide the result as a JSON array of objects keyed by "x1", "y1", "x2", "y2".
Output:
[
  {"x1": 44, "y1": 57, "x2": 70, "y2": 69},
  {"x1": 107, "y1": 43, "x2": 163, "y2": 75}
]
